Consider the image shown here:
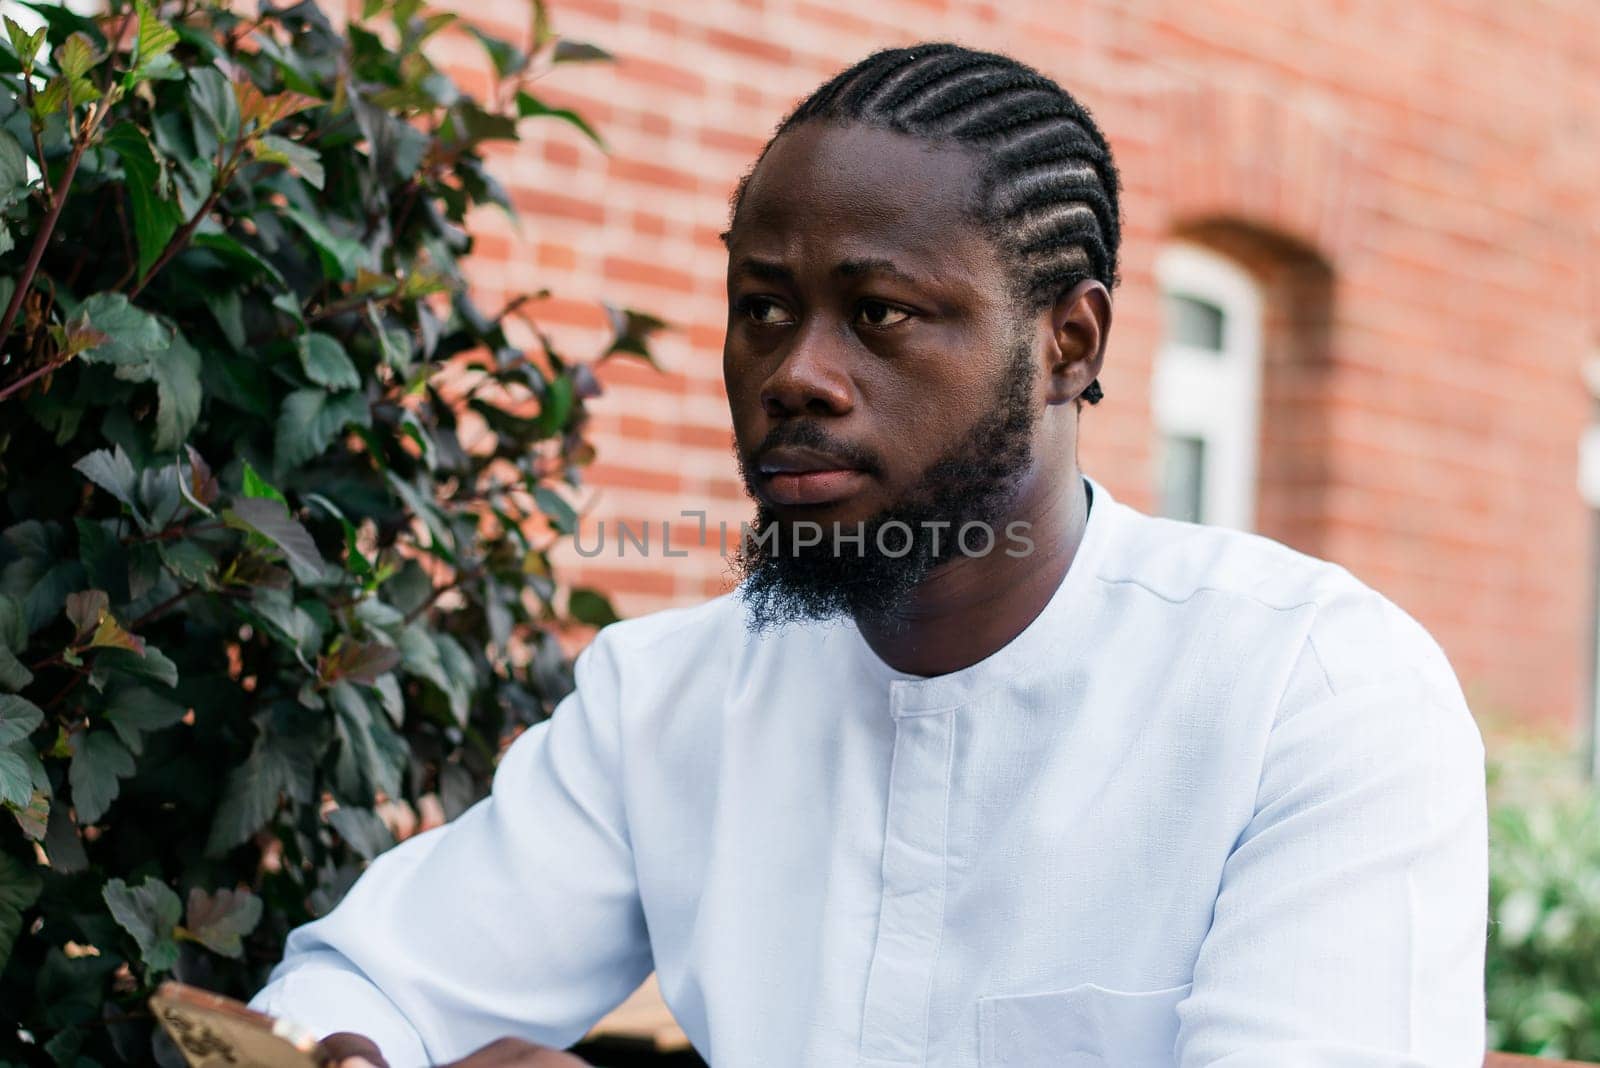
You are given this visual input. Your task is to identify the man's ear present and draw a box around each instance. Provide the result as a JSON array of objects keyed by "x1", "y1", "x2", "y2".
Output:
[{"x1": 1044, "y1": 279, "x2": 1112, "y2": 406}]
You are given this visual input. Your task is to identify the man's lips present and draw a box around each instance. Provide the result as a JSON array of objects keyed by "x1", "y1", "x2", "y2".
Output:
[
  {"x1": 756, "y1": 445, "x2": 872, "y2": 506},
  {"x1": 762, "y1": 469, "x2": 870, "y2": 506}
]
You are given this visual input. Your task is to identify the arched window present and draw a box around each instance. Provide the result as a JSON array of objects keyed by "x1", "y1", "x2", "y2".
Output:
[{"x1": 1151, "y1": 244, "x2": 1265, "y2": 530}]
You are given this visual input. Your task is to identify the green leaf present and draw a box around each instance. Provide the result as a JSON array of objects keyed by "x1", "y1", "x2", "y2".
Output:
[
  {"x1": 75, "y1": 295, "x2": 202, "y2": 450},
  {"x1": 206, "y1": 735, "x2": 291, "y2": 855},
  {"x1": 366, "y1": 300, "x2": 414, "y2": 373},
  {"x1": 224, "y1": 497, "x2": 328, "y2": 584},
  {"x1": 321, "y1": 639, "x2": 401, "y2": 686},
  {"x1": 69, "y1": 730, "x2": 135, "y2": 824},
  {"x1": 326, "y1": 805, "x2": 393, "y2": 860},
  {"x1": 57, "y1": 32, "x2": 101, "y2": 106},
  {"x1": 273, "y1": 387, "x2": 371, "y2": 471},
  {"x1": 103, "y1": 876, "x2": 181, "y2": 972},
  {"x1": 158, "y1": 538, "x2": 216, "y2": 583},
  {"x1": 396, "y1": 624, "x2": 468, "y2": 726},
  {"x1": 91, "y1": 643, "x2": 178, "y2": 689},
  {"x1": 445, "y1": 98, "x2": 518, "y2": 146},
  {"x1": 553, "y1": 39, "x2": 612, "y2": 63},
  {"x1": 11, "y1": 787, "x2": 49, "y2": 841},
  {"x1": 2, "y1": 521, "x2": 85, "y2": 633},
  {"x1": 56, "y1": 30, "x2": 98, "y2": 80},
  {"x1": 247, "y1": 587, "x2": 321, "y2": 662},
  {"x1": 281, "y1": 205, "x2": 369, "y2": 282},
  {"x1": 602, "y1": 304, "x2": 668, "y2": 366},
  {"x1": 297, "y1": 332, "x2": 360, "y2": 389},
  {"x1": 0, "y1": 594, "x2": 24, "y2": 654},
  {"x1": 150, "y1": 331, "x2": 203, "y2": 451},
  {"x1": 466, "y1": 26, "x2": 525, "y2": 78},
  {"x1": 124, "y1": 0, "x2": 179, "y2": 88},
  {"x1": 73, "y1": 444, "x2": 148, "y2": 528},
  {"x1": 0, "y1": 695, "x2": 42, "y2": 747},
  {"x1": 515, "y1": 90, "x2": 604, "y2": 148},
  {"x1": 4, "y1": 15, "x2": 47, "y2": 69},
  {"x1": 0, "y1": 129, "x2": 27, "y2": 205},
  {"x1": 104, "y1": 685, "x2": 185, "y2": 755},
  {"x1": 28, "y1": 75, "x2": 67, "y2": 122},
  {"x1": 186, "y1": 66, "x2": 240, "y2": 159},
  {"x1": 191, "y1": 229, "x2": 289, "y2": 289},
  {"x1": 0, "y1": 647, "x2": 29, "y2": 692},
  {"x1": 534, "y1": 485, "x2": 577, "y2": 534},
  {"x1": 0, "y1": 850, "x2": 42, "y2": 972},
  {"x1": 65, "y1": 588, "x2": 108, "y2": 638},
  {"x1": 104, "y1": 123, "x2": 182, "y2": 280},
  {"x1": 241, "y1": 459, "x2": 287, "y2": 505},
  {"x1": 568, "y1": 588, "x2": 620, "y2": 628},
  {"x1": 253, "y1": 132, "x2": 324, "y2": 190},
  {"x1": 182, "y1": 886, "x2": 262, "y2": 958},
  {"x1": 329, "y1": 681, "x2": 404, "y2": 803},
  {"x1": 0, "y1": 749, "x2": 31, "y2": 809},
  {"x1": 0, "y1": 606, "x2": 26, "y2": 689},
  {"x1": 539, "y1": 375, "x2": 575, "y2": 436}
]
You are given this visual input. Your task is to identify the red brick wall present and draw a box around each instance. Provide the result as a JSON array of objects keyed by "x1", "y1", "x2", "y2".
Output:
[{"x1": 427, "y1": 0, "x2": 1600, "y2": 735}]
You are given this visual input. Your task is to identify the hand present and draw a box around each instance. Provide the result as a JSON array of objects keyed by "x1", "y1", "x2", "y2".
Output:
[
  {"x1": 318, "y1": 1032, "x2": 589, "y2": 1067},
  {"x1": 319, "y1": 1031, "x2": 389, "y2": 1067},
  {"x1": 435, "y1": 1038, "x2": 590, "y2": 1066}
]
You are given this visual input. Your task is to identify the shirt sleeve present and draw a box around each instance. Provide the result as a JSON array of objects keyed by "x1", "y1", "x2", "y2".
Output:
[
  {"x1": 248, "y1": 629, "x2": 652, "y2": 1066},
  {"x1": 1175, "y1": 659, "x2": 1489, "y2": 1067}
]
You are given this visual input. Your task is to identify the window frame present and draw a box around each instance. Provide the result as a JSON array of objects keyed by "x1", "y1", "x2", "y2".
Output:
[{"x1": 1151, "y1": 243, "x2": 1266, "y2": 531}]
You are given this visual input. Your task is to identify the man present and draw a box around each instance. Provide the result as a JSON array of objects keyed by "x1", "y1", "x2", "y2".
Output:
[{"x1": 254, "y1": 43, "x2": 1489, "y2": 1067}]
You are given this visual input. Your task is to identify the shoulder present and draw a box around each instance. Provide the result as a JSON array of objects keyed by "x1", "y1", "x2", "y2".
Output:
[{"x1": 1096, "y1": 499, "x2": 1466, "y2": 709}]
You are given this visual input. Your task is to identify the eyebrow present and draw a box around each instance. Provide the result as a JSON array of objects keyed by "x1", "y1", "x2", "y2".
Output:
[{"x1": 731, "y1": 256, "x2": 925, "y2": 287}]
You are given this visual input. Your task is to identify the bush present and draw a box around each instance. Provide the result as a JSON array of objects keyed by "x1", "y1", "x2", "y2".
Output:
[
  {"x1": 0, "y1": 0, "x2": 659, "y2": 1061},
  {"x1": 1487, "y1": 753, "x2": 1600, "y2": 1059}
]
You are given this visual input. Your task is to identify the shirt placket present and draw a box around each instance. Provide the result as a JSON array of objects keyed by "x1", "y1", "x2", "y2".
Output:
[{"x1": 859, "y1": 684, "x2": 956, "y2": 1065}]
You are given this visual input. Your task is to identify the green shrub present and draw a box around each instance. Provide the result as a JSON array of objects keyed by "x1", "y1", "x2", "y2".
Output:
[
  {"x1": 0, "y1": 0, "x2": 658, "y2": 1061},
  {"x1": 1488, "y1": 753, "x2": 1600, "y2": 1059}
]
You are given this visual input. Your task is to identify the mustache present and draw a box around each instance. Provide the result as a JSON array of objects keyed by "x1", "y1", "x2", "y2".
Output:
[{"x1": 745, "y1": 422, "x2": 884, "y2": 477}]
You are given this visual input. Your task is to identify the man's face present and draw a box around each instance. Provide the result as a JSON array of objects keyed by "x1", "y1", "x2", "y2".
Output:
[{"x1": 722, "y1": 121, "x2": 1047, "y2": 627}]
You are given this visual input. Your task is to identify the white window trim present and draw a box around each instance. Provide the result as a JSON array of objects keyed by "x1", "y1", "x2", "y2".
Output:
[{"x1": 1152, "y1": 243, "x2": 1265, "y2": 531}]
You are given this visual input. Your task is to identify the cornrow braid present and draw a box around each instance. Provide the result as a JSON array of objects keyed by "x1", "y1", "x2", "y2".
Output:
[{"x1": 731, "y1": 43, "x2": 1120, "y2": 406}]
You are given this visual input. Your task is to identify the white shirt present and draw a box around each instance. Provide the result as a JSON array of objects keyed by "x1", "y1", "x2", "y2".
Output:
[{"x1": 251, "y1": 476, "x2": 1488, "y2": 1067}]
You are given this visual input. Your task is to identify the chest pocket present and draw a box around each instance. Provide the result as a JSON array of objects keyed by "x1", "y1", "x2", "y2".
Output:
[{"x1": 978, "y1": 981, "x2": 1192, "y2": 1067}]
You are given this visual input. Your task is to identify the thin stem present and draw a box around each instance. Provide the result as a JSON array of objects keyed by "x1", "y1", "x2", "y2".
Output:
[
  {"x1": 24, "y1": 79, "x2": 53, "y2": 203},
  {"x1": 0, "y1": 130, "x2": 92, "y2": 346},
  {"x1": 128, "y1": 134, "x2": 249, "y2": 298},
  {"x1": 130, "y1": 586, "x2": 197, "y2": 629},
  {"x1": 40, "y1": 666, "x2": 90, "y2": 713},
  {"x1": 402, "y1": 568, "x2": 479, "y2": 625},
  {"x1": 0, "y1": 354, "x2": 69, "y2": 403},
  {"x1": 127, "y1": 182, "x2": 225, "y2": 298}
]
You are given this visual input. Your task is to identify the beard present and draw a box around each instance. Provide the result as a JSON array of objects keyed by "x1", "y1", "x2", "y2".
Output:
[{"x1": 732, "y1": 335, "x2": 1039, "y2": 632}]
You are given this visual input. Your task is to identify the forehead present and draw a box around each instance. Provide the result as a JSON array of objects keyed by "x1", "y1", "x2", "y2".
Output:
[{"x1": 727, "y1": 121, "x2": 1000, "y2": 274}]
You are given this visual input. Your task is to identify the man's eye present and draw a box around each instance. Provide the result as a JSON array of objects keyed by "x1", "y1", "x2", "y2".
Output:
[
  {"x1": 858, "y1": 301, "x2": 910, "y2": 328},
  {"x1": 739, "y1": 297, "x2": 792, "y2": 326}
]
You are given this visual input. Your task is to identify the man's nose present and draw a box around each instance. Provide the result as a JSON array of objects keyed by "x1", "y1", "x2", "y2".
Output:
[{"x1": 760, "y1": 322, "x2": 854, "y2": 419}]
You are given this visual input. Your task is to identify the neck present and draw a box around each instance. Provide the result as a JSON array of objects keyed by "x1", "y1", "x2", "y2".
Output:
[{"x1": 855, "y1": 466, "x2": 1090, "y2": 677}]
